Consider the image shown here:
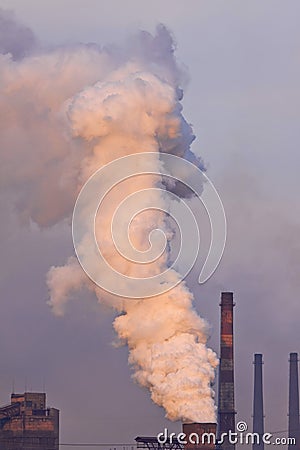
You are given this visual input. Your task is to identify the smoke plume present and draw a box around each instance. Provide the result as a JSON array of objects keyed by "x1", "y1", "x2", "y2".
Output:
[{"x1": 0, "y1": 11, "x2": 218, "y2": 422}]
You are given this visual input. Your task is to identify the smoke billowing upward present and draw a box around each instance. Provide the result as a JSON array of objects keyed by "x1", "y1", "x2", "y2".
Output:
[{"x1": 0, "y1": 10, "x2": 218, "y2": 422}]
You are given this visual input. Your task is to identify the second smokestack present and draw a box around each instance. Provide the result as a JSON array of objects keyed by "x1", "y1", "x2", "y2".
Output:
[
  {"x1": 288, "y1": 353, "x2": 300, "y2": 450},
  {"x1": 252, "y1": 353, "x2": 264, "y2": 450}
]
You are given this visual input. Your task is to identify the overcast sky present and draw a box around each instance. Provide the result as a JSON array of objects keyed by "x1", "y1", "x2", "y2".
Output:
[{"x1": 0, "y1": 1, "x2": 300, "y2": 449}]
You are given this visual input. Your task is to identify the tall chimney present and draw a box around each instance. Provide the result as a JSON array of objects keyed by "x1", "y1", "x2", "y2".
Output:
[
  {"x1": 288, "y1": 352, "x2": 300, "y2": 450},
  {"x1": 183, "y1": 423, "x2": 217, "y2": 450},
  {"x1": 252, "y1": 353, "x2": 264, "y2": 450},
  {"x1": 218, "y1": 292, "x2": 235, "y2": 450}
]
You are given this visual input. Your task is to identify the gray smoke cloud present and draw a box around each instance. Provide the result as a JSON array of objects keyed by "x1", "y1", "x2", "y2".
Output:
[{"x1": 0, "y1": 8, "x2": 37, "y2": 60}]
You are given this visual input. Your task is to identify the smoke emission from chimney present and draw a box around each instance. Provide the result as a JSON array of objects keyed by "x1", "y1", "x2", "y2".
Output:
[{"x1": 0, "y1": 13, "x2": 218, "y2": 423}]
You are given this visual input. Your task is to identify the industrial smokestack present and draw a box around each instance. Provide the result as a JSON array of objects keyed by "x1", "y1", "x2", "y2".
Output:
[
  {"x1": 218, "y1": 292, "x2": 236, "y2": 450},
  {"x1": 183, "y1": 423, "x2": 217, "y2": 450},
  {"x1": 252, "y1": 353, "x2": 264, "y2": 450},
  {"x1": 288, "y1": 353, "x2": 300, "y2": 450}
]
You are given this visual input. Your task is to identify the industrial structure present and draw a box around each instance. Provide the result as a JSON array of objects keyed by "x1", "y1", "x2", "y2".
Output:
[
  {"x1": 135, "y1": 423, "x2": 216, "y2": 450},
  {"x1": 182, "y1": 423, "x2": 216, "y2": 450},
  {"x1": 252, "y1": 353, "x2": 265, "y2": 450},
  {"x1": 217, "y1": 292, "x2": 236, "y2": 450},
  {"x1": 135, "y1": 292, "x2": 300, "y2": 450},
  {"x1": 135, "y1": 435, "x2": 183, "y2": 450},
  {"x1": 0, "y1": 392, "x2": 59, "y2": 450},
  {"x1": 288, "y1": 353, "x2": 300, "y2": 450},
  {"x1": 1, "y1": 294, "x2": 296, "y2": 450}
]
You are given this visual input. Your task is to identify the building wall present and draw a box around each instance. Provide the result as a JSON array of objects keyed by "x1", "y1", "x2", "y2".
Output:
[{"x1": 0, "y1": 393, "x2": 59, "y2": 450}]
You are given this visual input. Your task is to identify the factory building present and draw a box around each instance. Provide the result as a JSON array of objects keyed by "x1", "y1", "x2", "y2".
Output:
[{"x1": 0, "y1": 392, "x2": 59, "y2": 450}]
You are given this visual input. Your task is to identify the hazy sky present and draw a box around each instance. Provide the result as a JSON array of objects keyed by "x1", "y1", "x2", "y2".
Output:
[{"x1": 0, "y1": 1, "x2": 300, "y2": 449}]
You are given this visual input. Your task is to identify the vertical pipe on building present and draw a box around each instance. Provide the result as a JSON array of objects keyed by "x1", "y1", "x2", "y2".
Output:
[
  {"x1": 252, "y1": 353, "x2": 264, "y2": 450},
  {"x1": 218, "y1": 292, "x2": 236, "y2": 450},
  {"x1": 288, "y1": 353, "x2": 300, "y2": 450}
]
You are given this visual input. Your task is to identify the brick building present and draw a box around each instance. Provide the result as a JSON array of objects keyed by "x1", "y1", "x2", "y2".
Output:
[{"x1": 0, "y1": 392, "x2": 59, "y2": 450}]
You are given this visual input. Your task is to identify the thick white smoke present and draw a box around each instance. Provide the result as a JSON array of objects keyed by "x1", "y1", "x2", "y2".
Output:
[{"x1": 0, "y1": 12, "x2": 218, "y2": 422}]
